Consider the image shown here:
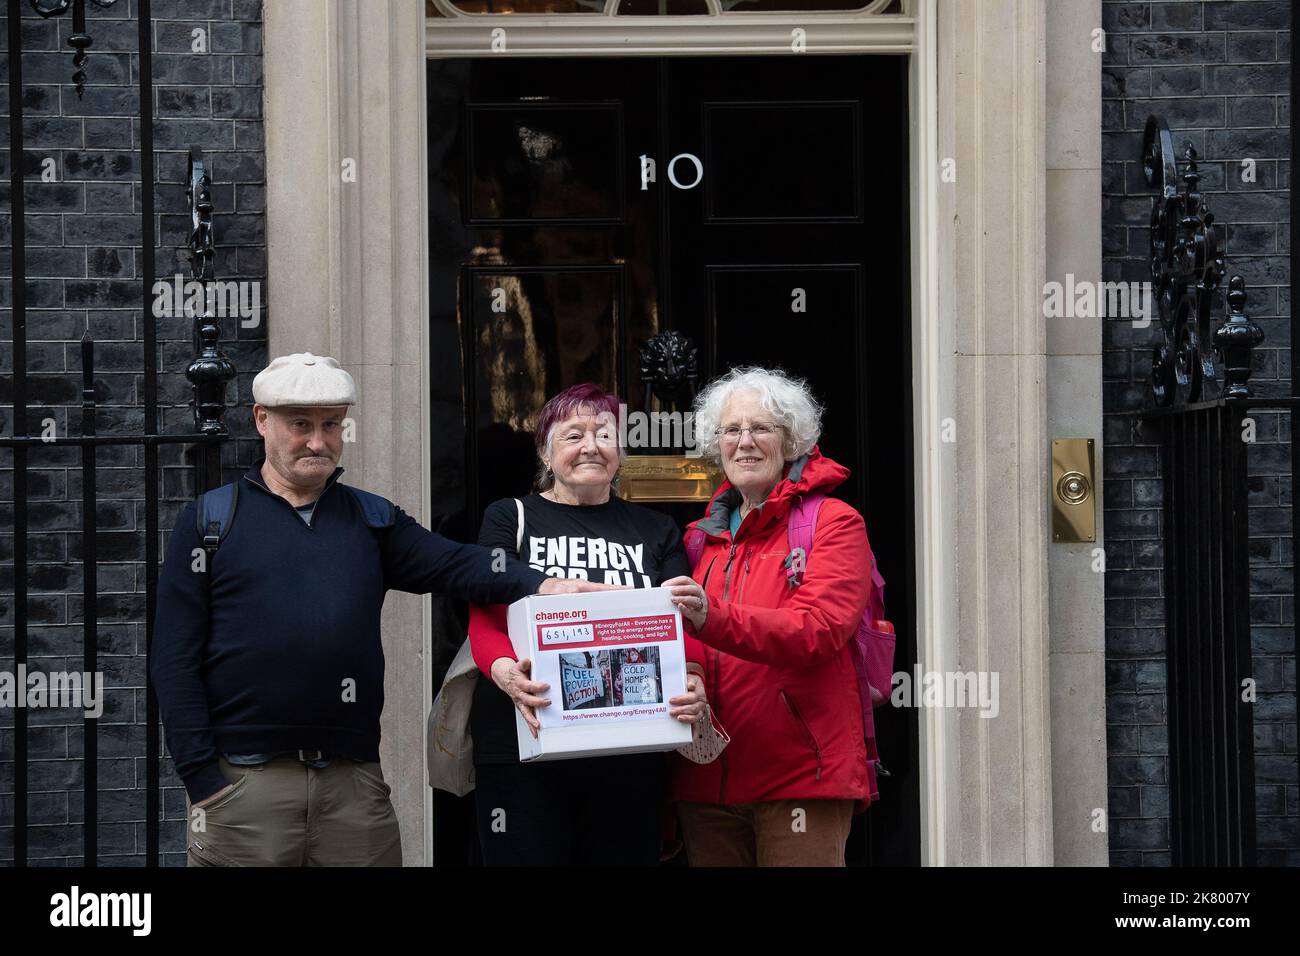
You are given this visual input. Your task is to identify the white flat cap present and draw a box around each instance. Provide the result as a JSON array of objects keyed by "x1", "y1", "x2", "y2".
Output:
[{"x1": 252, "y1": 352, "x2": 357, "y2": 407}]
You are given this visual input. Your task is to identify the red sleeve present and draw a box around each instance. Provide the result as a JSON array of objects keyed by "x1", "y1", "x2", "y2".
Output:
[
  {"x1": 469, "y1": 603, "x2": 515, "y2": 679},
  {"x1": 683, "y1": 633, "x2": 707, "y2": 669},
  {"x1": 688, "y1": 502, "x2": 871, "y2": 670}
]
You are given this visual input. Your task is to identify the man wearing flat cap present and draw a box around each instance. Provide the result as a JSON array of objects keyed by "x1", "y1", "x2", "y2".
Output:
[{"x1": 152, "y1": 352, "x2": 611, "y2": 866}]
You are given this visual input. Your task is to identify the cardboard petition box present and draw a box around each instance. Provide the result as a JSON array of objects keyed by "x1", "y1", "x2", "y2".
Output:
[{"x1": 506, "y1": 587, "x2": 693, "y2": 761}]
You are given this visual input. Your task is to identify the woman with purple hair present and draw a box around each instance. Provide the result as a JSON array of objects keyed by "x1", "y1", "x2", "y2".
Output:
[{"x1": 466, "y1": 383, "x2": 709, "y2": 865}]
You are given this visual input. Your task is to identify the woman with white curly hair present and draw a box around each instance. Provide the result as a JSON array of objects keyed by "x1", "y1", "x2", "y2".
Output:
[{"x1": 662, "y1": 366, "x2": 876, "y2": 866}]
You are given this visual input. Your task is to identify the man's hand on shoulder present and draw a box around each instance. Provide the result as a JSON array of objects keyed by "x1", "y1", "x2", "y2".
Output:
[{"x1": 536, "y1": 578, "x2": 630, "y2": 595}]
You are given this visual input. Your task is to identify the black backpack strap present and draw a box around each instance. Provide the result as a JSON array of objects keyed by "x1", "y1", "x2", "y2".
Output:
[
  {"x1": 196, "y1": 482, "x2": 239, "y2": 565},
  {"x1": 346, "y1": 486, "x2": 397, "y2": 529}
]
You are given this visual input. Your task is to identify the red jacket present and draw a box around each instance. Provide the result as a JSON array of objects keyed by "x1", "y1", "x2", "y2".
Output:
[{"x1": 672, "y1": 447, "x2": 873, "y2": 807}]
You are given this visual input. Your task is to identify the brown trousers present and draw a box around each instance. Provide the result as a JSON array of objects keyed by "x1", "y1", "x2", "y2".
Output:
[
  {"x1": 185, "y1": 755, "x2": 402, "y2": 867},
  {"x1": 677, "y1": 799, "x2": 854, "y2": 867}
]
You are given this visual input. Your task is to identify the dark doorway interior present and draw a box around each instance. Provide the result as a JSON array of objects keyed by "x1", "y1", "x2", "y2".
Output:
[{"x1": 426, "y1": 54, "x2": 918, "y2": 866}]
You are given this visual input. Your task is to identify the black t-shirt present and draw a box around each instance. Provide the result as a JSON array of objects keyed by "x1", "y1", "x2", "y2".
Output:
[{"x1": 469, "y1": 492, "x2": 691, "y2": 764}]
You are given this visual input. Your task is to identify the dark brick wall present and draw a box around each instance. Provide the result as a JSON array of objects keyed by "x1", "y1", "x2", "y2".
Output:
[
  {"x1": 1102, "y1": 0, "x2": 1296, "y2": 864},
  {"x1": 0, "y1": 0, "x2": 266, "y2": 866}
]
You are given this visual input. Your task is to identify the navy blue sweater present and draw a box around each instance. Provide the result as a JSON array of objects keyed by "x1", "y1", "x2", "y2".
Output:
[{"x1": 151, "y1": 460, "x2": 548, "y2": 802}]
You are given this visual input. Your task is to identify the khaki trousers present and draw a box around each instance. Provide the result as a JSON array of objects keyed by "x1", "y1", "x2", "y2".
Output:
[
  {"x1": 677, "y1": 799, "x2": 854, "y2": 867},
  {"x1": 184, "y1": 755, "x2": 402, "y2": 867}
]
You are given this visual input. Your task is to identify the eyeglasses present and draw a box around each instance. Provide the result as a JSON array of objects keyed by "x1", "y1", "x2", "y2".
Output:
[{"x1": 716, "y1": 422, "x2": 779, "y2": 442}]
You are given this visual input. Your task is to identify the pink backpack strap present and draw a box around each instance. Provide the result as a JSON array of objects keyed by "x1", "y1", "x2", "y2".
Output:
[
  {"x1": 683, "y1": 527, "x2": 706, "y2": 571},
  {"x1": 784, "y1": 493, "x2": 825, "y2": 587},
  {"x1": 866, "y1": 549, "x2": 887, "y2": 620}
]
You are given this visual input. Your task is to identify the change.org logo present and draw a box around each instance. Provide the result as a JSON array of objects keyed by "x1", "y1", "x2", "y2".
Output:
[{"x1": 49, "y1": 886, "x2": 151, "y2": 936}]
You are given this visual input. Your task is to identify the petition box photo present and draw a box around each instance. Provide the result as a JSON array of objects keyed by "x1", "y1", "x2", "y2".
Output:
[{"x1": 506, "y1": 588, "x2": 693, "y2": 761}]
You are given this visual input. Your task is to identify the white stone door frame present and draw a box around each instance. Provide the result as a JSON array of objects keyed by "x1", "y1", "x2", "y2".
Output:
[{"x1": 265, "y1": 0, "x2": 1105, "y2": 866}]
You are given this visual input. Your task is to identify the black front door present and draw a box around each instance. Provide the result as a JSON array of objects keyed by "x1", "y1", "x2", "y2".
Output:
[{"x1": 427, "y1": 54, "x2": 918, "y2": 866}]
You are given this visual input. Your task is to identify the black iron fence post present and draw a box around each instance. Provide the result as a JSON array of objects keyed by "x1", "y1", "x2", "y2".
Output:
[
  {"x1": 79, "y1": 332, "x2": 97, "y2": 865},
  {"x1": 185, "y1": 146, "x2": 236, "y2": 496},
  {"x1": 139, "y1": 0, "x2": 160, "y2": 866}
]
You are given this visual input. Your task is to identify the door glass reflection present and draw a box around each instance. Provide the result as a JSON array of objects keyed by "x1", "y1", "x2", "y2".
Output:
[{"x1": 466, "y1": 269, "x2": 623, "y2": 433}]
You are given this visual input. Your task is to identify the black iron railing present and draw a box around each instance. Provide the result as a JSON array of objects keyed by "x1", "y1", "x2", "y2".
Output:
[
  {"x1": 3, "y1": 0, "x2": 236, "y2": 865},
  {"x1": 1142, "y1": 397, "x2": 1266, "y2": 865},
  {"x1": 1137, "y1": 115, "x2": 1280, "y2": 866}
]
